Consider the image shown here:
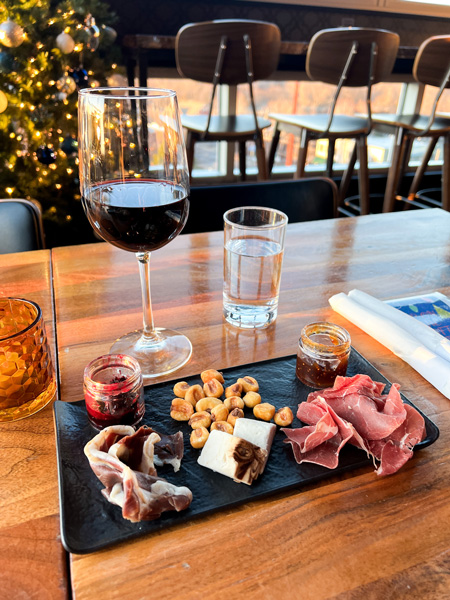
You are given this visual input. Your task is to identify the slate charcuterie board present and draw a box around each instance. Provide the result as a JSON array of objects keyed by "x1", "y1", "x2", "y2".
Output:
[{"x1": 54, "y1": 349, "x2": 439, "y2": 554}]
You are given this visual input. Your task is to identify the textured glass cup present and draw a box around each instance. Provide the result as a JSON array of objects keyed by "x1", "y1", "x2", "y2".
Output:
[
  {"x1": 78, "y1": 87, "x2": 191, "y2": 382},
  {"x1": 0, "y1": 298, "x2": 56, "y2": 422},
  {"x1": 223, "y1": 206, "x2": 288, "y2": 328}
]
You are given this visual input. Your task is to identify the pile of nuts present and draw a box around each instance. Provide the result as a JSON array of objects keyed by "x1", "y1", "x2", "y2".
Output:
[{"x1": 170, "y1": 369, "x2": 294, "y2": 449}]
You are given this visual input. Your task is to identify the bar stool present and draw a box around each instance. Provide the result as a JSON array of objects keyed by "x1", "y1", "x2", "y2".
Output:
[
  {"x1": 175, "y1": 19, "x2": 281, "y2": 181},
  {"x1": 372, "y1": 35, "x2": 450, "y2": 212},
  {"x1": 268, "y1": 28, "x2": 399, "y2": 215}
]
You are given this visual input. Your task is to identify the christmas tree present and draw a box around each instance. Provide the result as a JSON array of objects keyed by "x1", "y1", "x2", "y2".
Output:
[{"x1": 0, "y1": 0, "x2": 124, "y2": 247}]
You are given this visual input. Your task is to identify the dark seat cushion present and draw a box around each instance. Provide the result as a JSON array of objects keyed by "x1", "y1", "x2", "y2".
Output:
[
  {"x1": 0, "y1": 201, "x2": 43, "y2": 254},
  {"x1": 183, "y1": 177, "x2": 337, "y2": 234}
]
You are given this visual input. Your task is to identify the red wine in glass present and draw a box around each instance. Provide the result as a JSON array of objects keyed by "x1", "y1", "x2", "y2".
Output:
[{"x1": 83, "y1": 180, "x2": 189, "y2": 253}]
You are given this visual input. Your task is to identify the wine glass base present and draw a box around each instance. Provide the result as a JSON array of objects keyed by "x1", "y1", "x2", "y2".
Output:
[{"x1": 110, "y1": 328, "x2": 192, "y2": 384}]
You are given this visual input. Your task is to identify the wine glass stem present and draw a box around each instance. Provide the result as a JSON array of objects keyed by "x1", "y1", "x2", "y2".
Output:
[{"x1": 136, "y1": 252, "x2": 157, "y2": 340}]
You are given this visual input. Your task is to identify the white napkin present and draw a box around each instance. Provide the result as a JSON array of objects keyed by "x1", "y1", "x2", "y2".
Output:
[{"x1": 329, "y1": 289, "x2": 450, "y2": 399}]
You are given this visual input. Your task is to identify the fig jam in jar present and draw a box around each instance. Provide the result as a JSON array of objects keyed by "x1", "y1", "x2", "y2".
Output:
[
  {"x1": 84, "y1": 354, "x2": 145, "y2": 429},
  {"x1": 296, "y1": 322, "x2": 351, "y2": 388}
]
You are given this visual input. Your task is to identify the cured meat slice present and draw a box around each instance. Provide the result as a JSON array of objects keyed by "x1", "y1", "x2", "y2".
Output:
[
  {"x1": 284, "y1": 397, "x2": 369, "y2": 469},
  {"x1": 308, "y1": 374, "x2": 406, "y2": 440},
  {"x1": 153, "y1": 430, "x2": 184, "y2": 472},
  {"x1": 367, "y1": 405, "x2": 425, "y2": 476},
  {"x1": 285, "y1": 402, "x2": 338, "y2": 453},
  {"x1": 283, "y1": 375, "x2": 426, "y2": 476},
  {"x1": 84, "y1": 425, "x2": 192, "y2": 522}
]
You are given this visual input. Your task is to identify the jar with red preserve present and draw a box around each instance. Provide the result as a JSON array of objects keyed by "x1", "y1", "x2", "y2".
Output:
[
  {"x1": 83, "y1": 354, "x2": 145, "y2": 430},
  {"x1": 296, "y1": 322, "x2": 351, "y2": 389}
]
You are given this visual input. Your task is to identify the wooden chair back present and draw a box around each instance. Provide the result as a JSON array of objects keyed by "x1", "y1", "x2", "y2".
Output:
[
  {"x1": 306, "y1": 28, "x2": 399, "y2": 87},
  {"x1": 0, "y1": 198, "x2": 45, "y2": 253},
  {"x1": 183, "y1": 178, "x2": 338, "y2": 234},
  {"x1": 176, "y1": 19, "x2": 281, "y2": 85},
  {"x1": 413, "y1": 35, "x2": 450, "y2": 88}
]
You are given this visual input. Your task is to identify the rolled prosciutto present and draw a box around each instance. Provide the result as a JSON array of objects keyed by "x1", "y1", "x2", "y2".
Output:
[
  {"x1": 283, "y1": 374, "x2": 425, "y2": 476},
  {"x1": 84, "y1": 425, "x2": 192, "y2": 522}
]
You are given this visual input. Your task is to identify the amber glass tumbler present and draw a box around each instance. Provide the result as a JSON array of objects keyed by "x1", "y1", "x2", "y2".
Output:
[{"x1": 0, "y1": 298, "x2": 56, "y2": 422}]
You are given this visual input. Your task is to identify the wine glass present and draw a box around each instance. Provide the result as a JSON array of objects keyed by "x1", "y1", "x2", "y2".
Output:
[{"x1": 78, "y1": 87, "x2": 192, "y2": 382}]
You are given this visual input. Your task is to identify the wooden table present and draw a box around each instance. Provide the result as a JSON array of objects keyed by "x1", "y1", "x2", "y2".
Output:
[
  {"x1": 0, "y1": 250, "x2": 66, "y2": 599},
  {"x1": 3, "y1": 208, "x2": 450, "y2": 598}
]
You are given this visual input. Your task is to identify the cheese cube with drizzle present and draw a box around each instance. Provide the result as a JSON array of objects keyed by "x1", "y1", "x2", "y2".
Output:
[
  {"x1": 197, "y1": 429, "x2": 267, "y2": 485},
  {"x1": 233, "y1": 418, "x2": 276, "y2": 471}
]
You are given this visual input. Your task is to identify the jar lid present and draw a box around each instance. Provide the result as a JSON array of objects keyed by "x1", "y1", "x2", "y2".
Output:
[{"x1": 300, "y1": 321, "x2": 351, "y2": 357}]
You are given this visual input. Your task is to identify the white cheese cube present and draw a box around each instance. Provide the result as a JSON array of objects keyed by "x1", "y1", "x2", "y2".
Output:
[
  {"x1": 233, "y1": 418, "x2": 276, "y2": 457},
  {"x1": 197, "y1": 429, "x2": 267, "y2": 485}
]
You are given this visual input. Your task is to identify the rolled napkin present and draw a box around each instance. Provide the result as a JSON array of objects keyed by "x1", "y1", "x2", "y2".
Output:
[
  {"x1": 329, "y1": 289, "x2": 450, "y2": 399},
  {"x1": 349, "y1": 289, "x2": 450, "y2": 363}
]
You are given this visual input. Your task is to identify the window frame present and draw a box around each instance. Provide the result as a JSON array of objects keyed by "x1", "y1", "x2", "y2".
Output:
[{"x1": 238, "y1": 0, "x2": 450, "y2": 19}]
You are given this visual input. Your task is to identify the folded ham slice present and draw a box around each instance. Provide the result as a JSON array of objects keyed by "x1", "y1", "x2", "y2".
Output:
[
  {"x1": 283, "y1": 374, "x2": 425, "y2": 475},
  {"x1": 84, "y1": 425, "x2": 192, "y2": 522}
]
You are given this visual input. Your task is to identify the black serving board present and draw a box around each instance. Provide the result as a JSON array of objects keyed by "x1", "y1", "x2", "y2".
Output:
[{"x1": 54, "y1": 349, "x2": 439, "y2": 554}]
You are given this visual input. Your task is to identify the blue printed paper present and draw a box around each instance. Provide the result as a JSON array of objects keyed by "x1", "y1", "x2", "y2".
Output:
[{"x1": 387, "y1": 292, "x2": 450, "y2": 339}]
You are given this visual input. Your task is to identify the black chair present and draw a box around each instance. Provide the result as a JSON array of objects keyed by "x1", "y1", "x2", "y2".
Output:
[
  {"x1": 0, "y1": 198, "x2": 45, "y2": 254},
  {"x1": 182, "y1": 177, "x2": 338, "y2": 234}
]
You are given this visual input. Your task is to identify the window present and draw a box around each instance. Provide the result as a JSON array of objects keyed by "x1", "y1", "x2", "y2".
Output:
[{"x1": 241, "y1": 0, "x2": 450, "y2": 18}]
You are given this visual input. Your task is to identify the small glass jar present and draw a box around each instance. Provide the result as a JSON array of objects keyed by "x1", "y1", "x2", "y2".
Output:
[
  {"x1": 296, "y1": 322, "x2": 351, "y2": 389},
  {"x1": 83, "y1": 353, "x2": 145, "y2": 430}
]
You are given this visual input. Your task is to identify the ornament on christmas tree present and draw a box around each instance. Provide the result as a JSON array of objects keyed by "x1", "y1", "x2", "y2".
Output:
[
  {"x1": 0, "y1": 90, "x2": 7, "y2": 113},
  {"x1": 60, "y1": 135, "x2": 78, "y2": 156},
  {"x1": 56, "y1": 31, "x2": 75, "y2": 54},
  {"x1": 0, "y1": 19, "x2": 25, "y2": 48},
  {"x1": 84, "y1": 15, "x2": 100, "y2": 52},
  {"x1": 56, "y1": 74, "x2": 77, "y2": 95},
  {"x1": 37, "y1": 145, "x2": 57, "y2": 165},
  {"x1": 107, "y1": 73, "x2": 128, "y2": 88},
  {"x1": 101, "y1": 25, "x2": 117, "y2": 44},
  {"x1": 0, "y1": 50, "x2": 17, "y2": 74},
  {"x1": 70, "y1": 66, "x2": 89, "y2": 89}
]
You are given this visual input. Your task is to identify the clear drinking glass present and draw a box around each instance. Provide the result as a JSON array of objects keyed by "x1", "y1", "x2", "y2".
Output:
[
  {"x1": 78, "y1": 87, "x2": 192, "y2": 382},
  {"x1": 223, "y1": 206, "x2": 288, "y2": 329}
]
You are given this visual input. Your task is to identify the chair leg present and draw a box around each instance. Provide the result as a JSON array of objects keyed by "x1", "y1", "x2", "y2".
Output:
[
  {"x1": 356, "y1": 136, "x2": 370, "y2": 215},
  {"x1": 383, "y1": 128, "x2": 408, "y2": 213},
  {"x1": 443, "y1": 134, "x2": 450, "y2": 212},
  {"x1": 185, "y1": 130, "x2": 195, "y2": 179},
  {"x1": 239, "y1": 141, "x2": 246, "y2": 181},
  {"x1": 406, "y1": 136, "x2": 438, "y2": 205},
  {"x1": 339, "y1": 142, "x2": 357, "y2": 208},
  {"x1": 295, "y1": 129, "x2": 308, "y2": 179},
  {"x1": 268, "y1": 124, "x2": 280, "y2": 175},
  {"x1": 326, "y1": 139, "x2": 336, "y2": 179},
  {"x1": 255, "y1": 137, "x2": 268, "y2": 181}
]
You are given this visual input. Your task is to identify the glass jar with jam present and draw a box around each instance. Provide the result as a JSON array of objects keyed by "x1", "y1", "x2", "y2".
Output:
[
  {"x1": 84, "y1": 353, "x2": 145, "y2": 429},
  {"x1": 296, "y1": 322, "x2": 351, "y2": 389}
]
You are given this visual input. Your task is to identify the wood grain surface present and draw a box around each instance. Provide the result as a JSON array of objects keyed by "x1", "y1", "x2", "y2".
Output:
[
  {"x1": 50, "y1": 208, "x2": 450, "y2": 600},
  {"x1": 0, "y1": 250, "x2": 67, "y2": 600}
]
